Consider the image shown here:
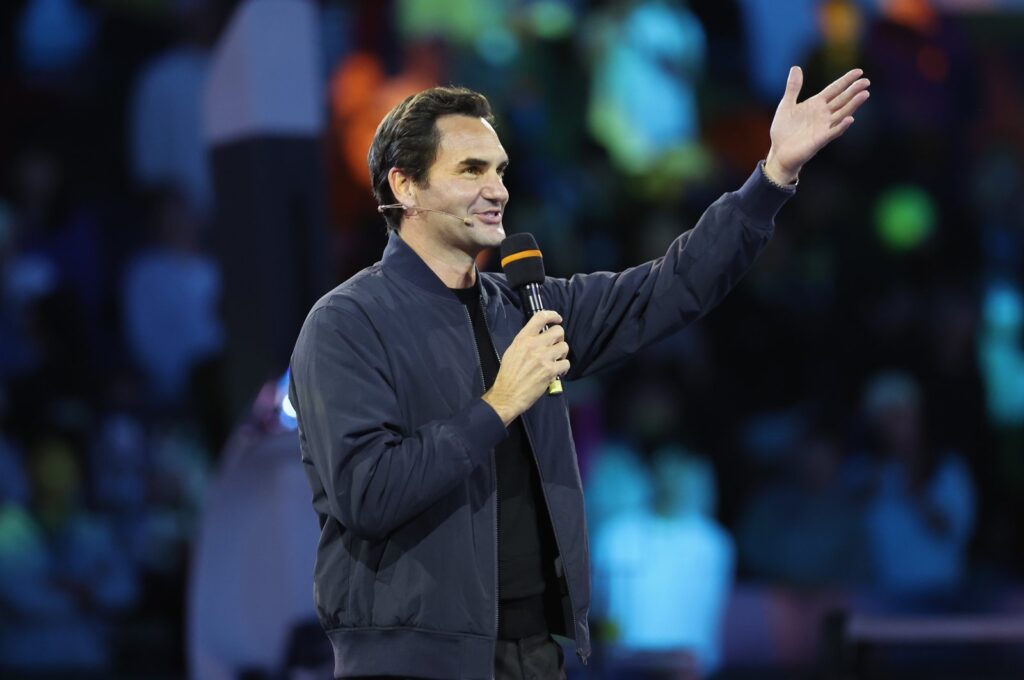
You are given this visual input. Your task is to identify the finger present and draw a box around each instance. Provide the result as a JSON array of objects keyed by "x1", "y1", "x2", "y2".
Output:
[
  {"x1": 828, "y1": 77, "x2": 870, "y2": 113},
  {"x1": 537, "y1": 325, "x2": 565, "y2": 347},
  {"x1": 550, "y1": 341, "x2": 569, "y2": 360},
  {"x1": 827, "y1": 116, "x2": 856, "y2": 141},
  {"x1": 821, "y1": 68, "x2": 865, "y2": 103},
  {"x1": 831, "y1": 90, "x2": 870, "y2": 126},
  {"x1": 525, "y1": 310, "x2": 561, "y2": 333},
  {"x1": 782, "y1": 65, "x2": 803, "y2": 105},
  {"x1": 554, "y1": 358, "x2": 570, "y2": 377},
  {"x1": 545, "y1": 325, "x2": 565, "y2": 342}
]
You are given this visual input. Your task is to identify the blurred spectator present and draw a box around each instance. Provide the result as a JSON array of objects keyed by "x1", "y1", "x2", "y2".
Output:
[
  {"x1": 128, "y1": 5, "x2": 215, "y2": 218},
  {"x1": 0, "y1": 436, "x2": 137, "y2": 671},
  {"x1": 584, "y1": 0, "x2": 707, "y2": 180},
  {"x1": 861, "y1": 371, "x2": 976, "y2": 595},
  {"x1": 973, "y1": 146, "x2": 1024, "y2": 281},
  {"x1": 396, "y1": 0, "x2": 506, "y2": 47},
  {"x1": 812, "y1": 0, "x2": 865, "y2": 79},
  {"x1": 12, "y1": 146, "x2": 104, "y2": 321},
  {"x1": 861, "y1": 0, "x2": 974, "y2": 183},
  {"x1": 593, "y1": 448, "x2": 733, "y2": 678},
  {"x1": 90, "y1": 409, "x2": 149, "y2": 566},
  {"x1": 121, "y1": 189, "x2": 222, "y2": 405},
  {"x1": 977, "y1": 281, "x2": 1024, "y2": 564},
  {"x1": 0, "y1": 198, "x2": 48, "y2": 381},
  {"x1": 738, "y1": 424, "x2": 869, "y2": 587},
  {"x1": 979, "y1": 282, "x2": 1024, "y2": 432},
  {"x1": 5, "y1": 147, "x2": 106, "y2": 406},
  {"x1": 145, "y1": 424, "x2": 209, "y2": 576},
  {"x1": 16, "y1": 0, "x2": 98, "y2": 80},
  {"x1": 585, "y1": 442, "x2": 651, "y2": 540},
  {"x1": 737, "y1": 0, "x2": 819, "y2": 100}
]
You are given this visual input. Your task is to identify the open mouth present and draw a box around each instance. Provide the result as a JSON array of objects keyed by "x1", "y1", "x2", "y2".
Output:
[{"x1": 475, "y1": 210, "x2": 503, "y2": 224}]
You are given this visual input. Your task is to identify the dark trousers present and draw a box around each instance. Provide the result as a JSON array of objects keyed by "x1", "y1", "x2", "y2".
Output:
[
  {"x1": 494, "y1": 632, "x2": 566, "y2": 680},
  {"x1": 346, "y1": 632, "x2": 566, "y2": 679}
]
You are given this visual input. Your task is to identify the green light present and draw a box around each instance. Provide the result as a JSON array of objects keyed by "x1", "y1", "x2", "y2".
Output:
[
  {"x1": 873, "y1": 185, "x2": 936, "y2": 252},
  {"x1": 528, "y1": 1, "x2": 575, "y2": 39}
]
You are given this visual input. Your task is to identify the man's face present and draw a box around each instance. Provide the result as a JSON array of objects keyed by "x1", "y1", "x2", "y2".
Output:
[{"x1": 408, "y1": 114, "x2": 510, "y2": 253}]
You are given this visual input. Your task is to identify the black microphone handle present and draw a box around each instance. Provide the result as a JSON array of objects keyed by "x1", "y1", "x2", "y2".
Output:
[
  {"x1": 518, "y1": 282, "x2": 564, "y2": 394},
  {"x1": 520, "y1": 283, "x2": 546, "y2": 318}
]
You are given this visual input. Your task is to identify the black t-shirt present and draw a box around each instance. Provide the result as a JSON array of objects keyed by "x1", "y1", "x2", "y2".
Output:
[{"x1": 451, "y1": 282, "x2": 559, "y2": 640}]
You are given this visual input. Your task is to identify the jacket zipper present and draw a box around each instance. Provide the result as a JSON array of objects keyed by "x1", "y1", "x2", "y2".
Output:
[
  {"x1": 518, "y1": 409, "x2": 587, "y2": 665},
  {"x1": 463, "y1": 307, "x2": 501, "y2": 649},
  {"x1": 479, "y1": 301, "x2": 588, "y2": 666}
]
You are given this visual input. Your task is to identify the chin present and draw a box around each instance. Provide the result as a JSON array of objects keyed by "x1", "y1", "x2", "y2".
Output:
[{"x1": 475, "y1": 225, "x2": 505, "y2": 245}]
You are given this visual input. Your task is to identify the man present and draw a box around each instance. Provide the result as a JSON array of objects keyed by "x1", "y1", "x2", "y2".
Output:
[{"x1": 289, "y1": 67, "x2": 869, "y2": 679}]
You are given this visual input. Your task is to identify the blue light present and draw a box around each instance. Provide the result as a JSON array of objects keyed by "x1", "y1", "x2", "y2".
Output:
[{"x1": 277, "y1": 370, "x2": 298, "y2": 431}]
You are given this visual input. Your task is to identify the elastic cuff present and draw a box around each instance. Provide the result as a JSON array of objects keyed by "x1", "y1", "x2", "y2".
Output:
[{"x1": 735, "y1": 161, "x2": 796, "y2": 224}]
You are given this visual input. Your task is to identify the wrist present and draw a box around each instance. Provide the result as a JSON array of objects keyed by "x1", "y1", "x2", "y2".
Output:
[
  {"x1": 482, "y1": 391, "x2": 519, "y2": 427},
  {"x1": 763, "y1": 149, "x2": 800, "y2": 187}
]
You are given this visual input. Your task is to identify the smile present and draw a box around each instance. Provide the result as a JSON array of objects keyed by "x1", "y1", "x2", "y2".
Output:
[{"x1": 474, "y1": 210, "x2": 503, "y2": 225}]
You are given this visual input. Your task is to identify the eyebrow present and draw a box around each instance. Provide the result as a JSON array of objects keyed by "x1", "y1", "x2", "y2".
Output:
[{"x1": 457, "y1": 158, "x2": 509, "y2": 171}]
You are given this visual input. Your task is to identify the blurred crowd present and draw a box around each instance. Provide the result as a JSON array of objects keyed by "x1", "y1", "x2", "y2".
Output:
[{"x1": 1, "y1": 0, "x2": 1023, "y2": 678}]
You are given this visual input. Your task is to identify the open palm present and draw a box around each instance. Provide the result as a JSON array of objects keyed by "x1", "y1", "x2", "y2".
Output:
[{"x1": 766, "y1": 66, "x2": 870, "y2": 183}]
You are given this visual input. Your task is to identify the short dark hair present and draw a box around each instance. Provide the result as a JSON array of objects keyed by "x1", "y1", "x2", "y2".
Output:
[{"x1": 368, "y1": 86, "x2": 495, "y2": 233}]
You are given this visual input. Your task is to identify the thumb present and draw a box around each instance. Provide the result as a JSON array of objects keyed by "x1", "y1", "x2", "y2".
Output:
[{"x1": 783, "y1": 65, "x2": 803, "y2": 105}]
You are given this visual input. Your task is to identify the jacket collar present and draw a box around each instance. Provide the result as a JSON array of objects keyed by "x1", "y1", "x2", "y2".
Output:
[{"x1": 381, "y1": 233, "x2": 489, "y2": 304}]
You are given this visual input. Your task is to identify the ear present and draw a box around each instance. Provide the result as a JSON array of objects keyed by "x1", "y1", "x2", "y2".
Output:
[{"x1": 387, "y1": 167, "x2": 416, "y2": 207}]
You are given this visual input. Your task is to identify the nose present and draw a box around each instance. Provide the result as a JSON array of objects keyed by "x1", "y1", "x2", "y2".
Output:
[{"x1": 482, "y1": 171, "x2": 509, "y2": 205}]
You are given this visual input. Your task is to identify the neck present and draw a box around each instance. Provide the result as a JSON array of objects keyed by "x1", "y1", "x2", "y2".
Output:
[{"x1": 399, "y1": 225, "x2": 478, "y2": 289}]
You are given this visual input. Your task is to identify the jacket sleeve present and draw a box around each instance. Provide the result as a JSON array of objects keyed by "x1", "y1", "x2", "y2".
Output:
[
  {"x1": 289, "y1": 304, "x2": 508, "y2": 541},
  {"x1": 543, "y1": 163, "x2": 794, "y2": 380}
]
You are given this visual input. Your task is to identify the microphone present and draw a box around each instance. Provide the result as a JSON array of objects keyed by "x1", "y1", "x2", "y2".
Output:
[
  {"x1": 377, "y1": 203, "x2": 472, "y2": 226},
  {"x1": 500, "y1": 233, "x2": 563, "y2": 395}
]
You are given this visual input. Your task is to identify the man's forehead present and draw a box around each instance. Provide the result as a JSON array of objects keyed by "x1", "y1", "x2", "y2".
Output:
[{"x1": 435, "y1": 115, "x2": 506, "y2": 160}]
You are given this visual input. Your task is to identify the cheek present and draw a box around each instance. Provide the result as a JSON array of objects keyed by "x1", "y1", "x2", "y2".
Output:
[{"x1": 444, "y1": 181, "x2": 480, "y2": 205}]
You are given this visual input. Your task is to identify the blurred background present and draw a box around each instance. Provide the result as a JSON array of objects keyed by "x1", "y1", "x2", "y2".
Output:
[{"x1": 1, "y1": 0, "x2": 1023, "y2": 678}]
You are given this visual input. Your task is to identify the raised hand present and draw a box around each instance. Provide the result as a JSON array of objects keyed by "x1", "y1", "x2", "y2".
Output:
[{"x1": 764, "y1": 66, "x2": 870, "y2": 185}]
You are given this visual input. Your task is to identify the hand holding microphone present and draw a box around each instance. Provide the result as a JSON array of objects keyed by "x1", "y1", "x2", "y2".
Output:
[
  {"x1": 482, "y1": 310, "x2": 569, "y2": 426},
  {"x1": 500, "y1": 233, "x2": 564, "y2": 395},
  {"x1": 482, "y1": 233, "x2": 567, "y2": 426}
]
